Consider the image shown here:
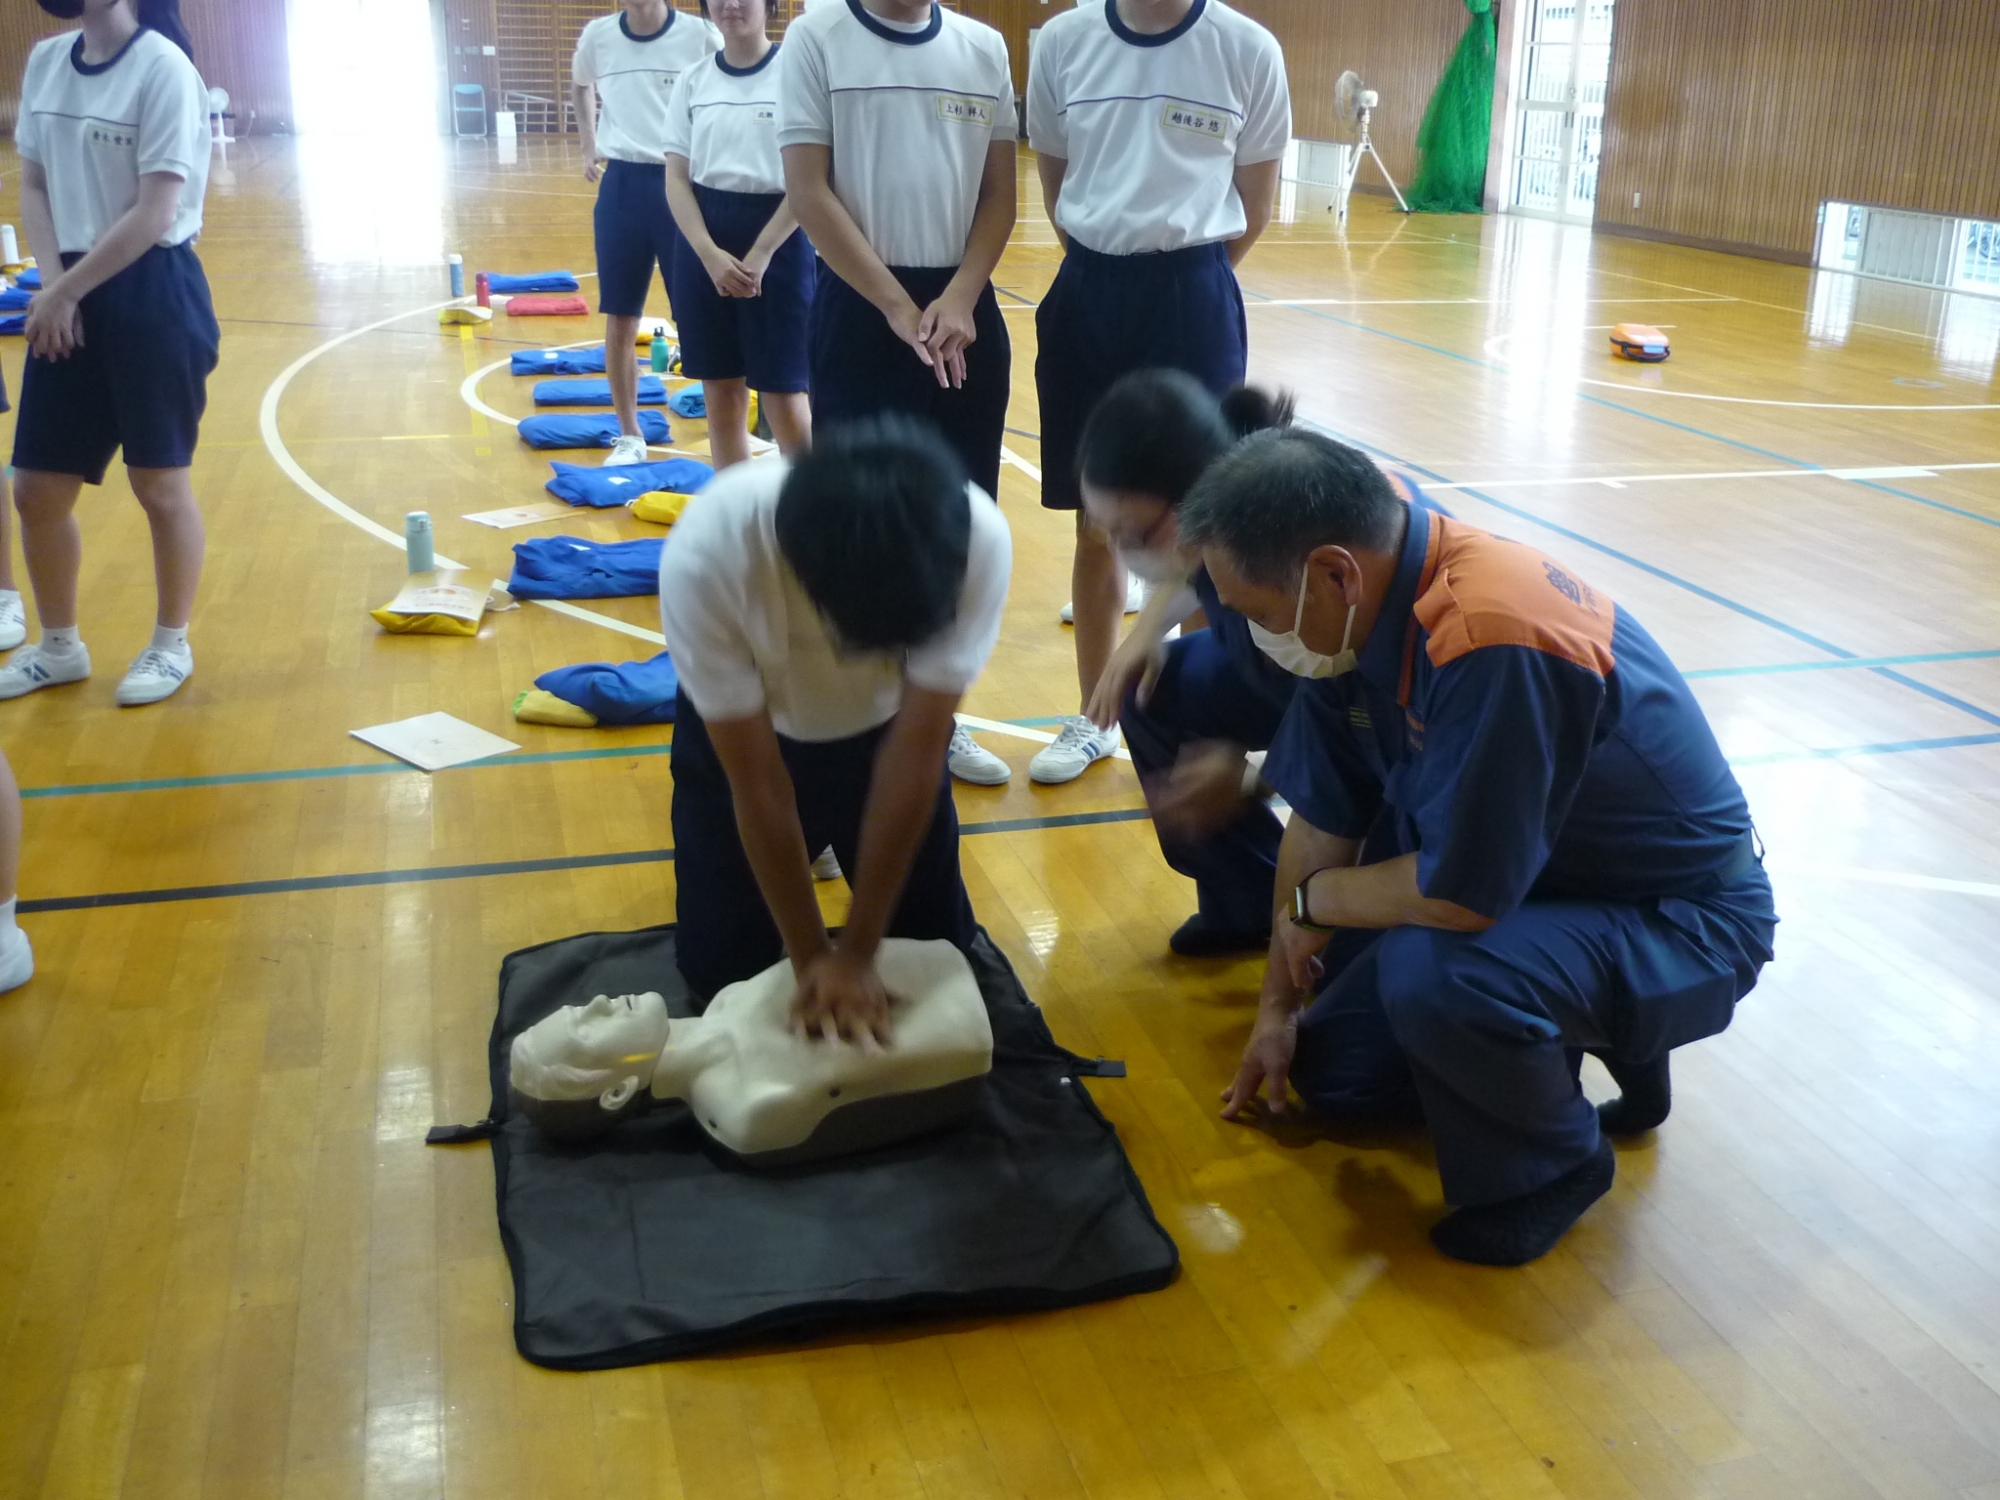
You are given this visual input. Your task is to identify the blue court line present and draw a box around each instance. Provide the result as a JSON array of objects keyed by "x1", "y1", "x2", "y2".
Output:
[
  {"x1": 1685, "y1": 648, "x2": 2000, "y2": 680},
  {"x1": 1729, "y1": 732, "x2": 2000, "y2": 767},
  {"x1": 1246, "y1": 289, "x2": 2000, "y2": 531},
  {"x1": 16, "y1": 806, "x2": 1154, "y2": 915},
  {"x1": 1316, "y1": 424, "x2": 2000, "y2": 732}
]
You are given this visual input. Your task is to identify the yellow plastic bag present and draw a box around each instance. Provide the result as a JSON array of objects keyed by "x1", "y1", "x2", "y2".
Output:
[
  {"x1": 370, "y1": 609, "x2": 480, "y2": 636},
  {"x1": 630, "y1": 490, "x2": 693, "y2": 526},
  {"x1": 439, "y1": 305, "x2": 493, "y2": 325},
  {"x1": 512, "y1": 688, "x2": 598, "y2": 727}
]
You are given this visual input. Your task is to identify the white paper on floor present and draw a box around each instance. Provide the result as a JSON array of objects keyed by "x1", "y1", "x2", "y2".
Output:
[
  {"x1": 352, "y1": 712, "x2": 521, "y2": 772},
  {"x1": 462, "y1": 502, "x2": 572, "y2": 530}
]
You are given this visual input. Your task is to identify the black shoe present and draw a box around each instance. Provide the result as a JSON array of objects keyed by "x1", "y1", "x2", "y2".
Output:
[
  {"x1": 1169, "y1": 913, "x2": 1270, "y2": 958},
  {"x1": 1429, "y1": 1136, "x2": 1616, "y2": 1267}
]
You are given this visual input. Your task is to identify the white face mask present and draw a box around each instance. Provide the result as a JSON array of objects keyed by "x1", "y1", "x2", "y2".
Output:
[
  {"x1": 1118, "y1": 546, "x2": 1185, "y2": 585},
  {"x1": 1248, "y1": 567, "x2": 1358, "y2": 679}
]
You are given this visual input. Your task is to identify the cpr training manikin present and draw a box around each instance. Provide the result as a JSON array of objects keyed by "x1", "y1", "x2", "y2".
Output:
[{"x1": 508, "y1": 938, "x2": 995, "y2": 1165}]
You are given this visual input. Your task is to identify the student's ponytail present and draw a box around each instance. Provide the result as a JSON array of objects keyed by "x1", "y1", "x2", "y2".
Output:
[
  {"x1": 1218, "y1": 385, "x2": 1297, "y2": 441},
  {"x1": 137, "y1": 0, "x2": 196, "y2": 61}
]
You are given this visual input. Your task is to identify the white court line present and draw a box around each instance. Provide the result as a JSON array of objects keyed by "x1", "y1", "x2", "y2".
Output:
[
  {"x1": 1422, "y1": 460, "x2": 2000, "y2": 494},
  {"x1": 999, "y1": 294, "x2": 1734, "y2": 313},
  {"x1": 1764, "y1": 860, "x2": 2000, "y2": 901},
  {"x1": 260, "y1": 300, "x2": 667, "y2": 646}
]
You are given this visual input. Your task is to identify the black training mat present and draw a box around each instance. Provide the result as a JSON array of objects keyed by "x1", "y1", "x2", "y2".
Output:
[{"x1": 477, "y1": 924, "x2": 1179, "y2": 1368}]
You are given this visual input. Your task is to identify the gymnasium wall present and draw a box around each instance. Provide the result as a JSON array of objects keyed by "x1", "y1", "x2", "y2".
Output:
[
  {"x1": 1594, "y1": 0, "x2": 2000, "y2": 263},
  {"x1": 0, "y1": 0, "x2": 293, "y2": 136}
]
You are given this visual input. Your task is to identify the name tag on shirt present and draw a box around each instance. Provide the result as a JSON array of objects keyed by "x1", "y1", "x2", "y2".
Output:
[
  {"x1": 1160, "y1": 100, "x2": 1231, "y2": 140},
  {"x1": 88, "y1": 123, "x2": 138, "y2": 150},
  {"x1": 753, "y1": 106, "x2": 775, "y2": 122},
  {"x1": 935, "y1": 92, "x2": 994, "y2": 128}
]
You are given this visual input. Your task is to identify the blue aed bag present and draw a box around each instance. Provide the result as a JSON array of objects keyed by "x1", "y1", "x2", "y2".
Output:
[{"x1": 544, "y1": 457, "x2": 714, "y2": 508}]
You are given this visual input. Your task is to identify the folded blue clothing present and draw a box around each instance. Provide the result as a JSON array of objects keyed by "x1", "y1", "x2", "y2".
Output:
[
  {"x1": 535, "y1": 376, "x2": 667, "y2": 407},
  {"x1": 512, "y1": 345, "x2": 609, "y2": 376},
  {"x1": 544, "y1": 457, "x2": 714, "y2": 508},
  {"x1": 518, "y1": 411, "x2": 669, "y2": 450},
  {"x1": 509, "y1": 535, "x2": 664, "y2": 600},
  {"x1": 0, "y1": 288, "x2": 31, "y2": 311},
  {"x1": 488, "y1": 270, "x2": 581, "y2": 294},
  {"x1": 537, "y1": 650, "x2": 679, "y2": 725},
  {"x1": 17, "y1": 269, "x2": 40, "y2": 290},
  {"x1": 0, "y1": 314, "x2": 21, "y2": 336},
  {"x1": 667, "y1": 385, "x2": 706, "y2": 418}
]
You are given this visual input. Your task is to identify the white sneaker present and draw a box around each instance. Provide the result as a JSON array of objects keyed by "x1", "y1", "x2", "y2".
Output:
[
  {"x1": 0, "y1": 595, "x2": 24, "y2": 651},
  {"x1": 604, "y1": 434, "x2": 649, "y2": 466},
  {"x1": 1028, "y1": 715, "x2": 1120, "y2": 785},
  {"x1": 810, "y1": 847, "x2": 842, "y2": 882},
  {"x1": 0, "y1": 925, "x2": 31, "y2": 994},
  {"x1": 1057, "y1": 575, "x2": 1146, "y2": 625},
  {"x1": 0, "y1": 641, "x2": 90, "y2": 700},
  {"x1": 114, "y1": 645, "x2": 193, "y2": 706},
  {"x1": 948, "y1": 724, "x2": 1011, "y2": 785}
]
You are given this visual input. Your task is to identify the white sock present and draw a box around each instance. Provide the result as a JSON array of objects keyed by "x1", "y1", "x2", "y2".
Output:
[
  {"x1": 42, "y1": 625, "x2": 81, "y2": 654},
  {"x1": 0, "y1": 897, "x2": 16, "y2": 936},
  {"x1": 0, "y1": 588, "x2": 19, "y2": 605},
  {"x1": 151, "y1": 624, "x2": 189, "y2": 654}
]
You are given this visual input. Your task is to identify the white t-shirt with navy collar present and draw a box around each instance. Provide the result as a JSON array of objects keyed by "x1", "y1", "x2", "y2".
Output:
[
  {"x1": 15, "y1": 27, "x2": 209, "y2": 255},
  {"x1": 663, "y1": 44, "x2": 785, "y2": 195},
  {"x1": 776, "y1": 0, "x2": 1016, "y2": 270},
  {"x1": 1027, "y1": 0, "x2": 1290, "y2": 256},
  {"x1": 658, "y1": 458, "x2": 1012, "y2": 743},
  {"x1": 573, "y1": 7, "x2": 722, "y2": 165}
]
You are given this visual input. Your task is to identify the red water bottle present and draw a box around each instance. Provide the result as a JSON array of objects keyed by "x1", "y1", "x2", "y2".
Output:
[{"x1": 475, "y1": 271, "x2": 491, "y2": 308}]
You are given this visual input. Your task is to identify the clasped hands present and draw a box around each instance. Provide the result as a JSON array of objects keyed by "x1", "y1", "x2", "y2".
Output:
[
  {"x1": 24, "y1": 280, "x2": 84, "y2": 361},
  {"x1": 889, "y1": 287, "x2": 978, "y2": 389}
]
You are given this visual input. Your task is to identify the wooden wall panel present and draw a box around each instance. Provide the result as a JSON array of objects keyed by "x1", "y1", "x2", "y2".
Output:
[
  {"x1": 1596, "y1": 0, "x2": 2000, "y2": 262},
  {"x1": 0, "y1": 0, "x2": 292, "y2": 135}
]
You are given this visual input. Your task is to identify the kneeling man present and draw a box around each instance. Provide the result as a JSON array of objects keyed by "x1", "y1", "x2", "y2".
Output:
[
  {"x1": 1179, "y1": 431, "x2": 1774, "y2": 1266},
  {"x1": 660, "y1": 416, "x2": 1010, "y2": 1040}
]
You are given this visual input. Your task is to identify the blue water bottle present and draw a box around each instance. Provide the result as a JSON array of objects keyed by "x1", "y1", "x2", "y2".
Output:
[
  {"x1": 651, "y1": 336, "x2": 669, "y2": 374},
  {"x1": 447, "y1": 254, "x2": 465, "y2": 298},
  {"x1": 405, "y1": 511, "x2": 435, "y2": 573}
]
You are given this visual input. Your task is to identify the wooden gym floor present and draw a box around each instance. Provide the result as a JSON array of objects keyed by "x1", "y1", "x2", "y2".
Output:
[{"x1": 2, "y1": 133, "x2": 1999, "y2": 1499}]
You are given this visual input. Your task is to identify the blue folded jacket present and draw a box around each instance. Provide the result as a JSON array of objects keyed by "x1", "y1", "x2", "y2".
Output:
[
  {"x1": 537, "y1": 650, "x2": 679, "y2": 725},
  {"x1": 0, "y1": 314, "x2": 21, "y2": 336},
  {"x1": 667, "y1": 385, "x2": 706, "y2": 418},
  {"x1": 509, "y1": 536, "x2": 664, "y2": 600},
  {"x1": 0, "y1": 288, "x2": 31, "y2": 311},
  {"x1": 517, "y1": 411, "x2": 669, "y2": 450},
  {"x1": 535, "y1": 376, "x2": 667, "y2": 406},
  {"x1": 511, "y1": 346, "x2": 609, "y2": 376},
  {"x1": 544, "y1": 457, "x2": 714, "y2": 508},
  {"x1": 488, "y1": 271, "x2": 581, "y2": 294},
  {"x1": 17, "y1": 269, "x2": 40, "y2": 290}
]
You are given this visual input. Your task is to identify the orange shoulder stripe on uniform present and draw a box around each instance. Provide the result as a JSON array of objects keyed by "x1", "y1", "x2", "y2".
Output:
[{"x1": 1412, "y1": 515, "x2": 1617, "y2": 678}]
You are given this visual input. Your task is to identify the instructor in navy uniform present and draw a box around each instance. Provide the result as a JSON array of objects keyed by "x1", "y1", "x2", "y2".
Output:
[{"x1": 1179, "y1": 430, "x2": 1776, "y2": 1267}]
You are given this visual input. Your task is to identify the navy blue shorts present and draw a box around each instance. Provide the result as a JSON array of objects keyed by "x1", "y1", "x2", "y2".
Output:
[
  {"x1": 809, "y1": 262, "x2": 1010, "y2": 501},
  {"x1": 1034, "y1": 239, "x2": 1246, "y2": 510},
  {"x1": 670, "y1": 184, "x2": 811, "y2": 393},
  {"x1": 593, "y1": 159, "x2": 682, "y2": 318},
  {"x1": 13, "y1": 243, "x2": 219, "y2": 484}
]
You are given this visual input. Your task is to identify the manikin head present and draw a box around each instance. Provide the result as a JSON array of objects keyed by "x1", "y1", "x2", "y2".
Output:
[
  {"x1": 1176, "y1": 429, "x2": 1410, "y2": 679},
  {"x1": 776, "y1": 415, "x2": 972, "y2": 656},
  {"x1": 1076, "y1": 371, "x2": 1295, "y2": 584},
  {"x1": 510, "y1": 992, "x2": 671, "y2": 1140}
]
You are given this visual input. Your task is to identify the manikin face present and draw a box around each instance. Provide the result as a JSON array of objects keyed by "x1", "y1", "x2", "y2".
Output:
[{"x1": 511, "y1": 992, "x2": 670, "y2": 1104}]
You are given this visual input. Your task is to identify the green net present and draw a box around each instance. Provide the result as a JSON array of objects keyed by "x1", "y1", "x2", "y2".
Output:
[{"x1": 1407, "y1": 0, "x2": 1497, "y2": 214}]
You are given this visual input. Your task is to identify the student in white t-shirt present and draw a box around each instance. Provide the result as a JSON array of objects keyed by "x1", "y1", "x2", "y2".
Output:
[
  {"x1": 572, "y1": 0, "x2": 719, "y2": 466},
  {"x1": 662, "y1": 0, "x2": 811, "y2": 469},
  {"x1": 1023, "y1": 0, "x2": 1290, "y2": 786},
  {"x1": 659, "y1": 416, "x2": 1011, "y2": 1032},
  {"x1": 0, "y1": 0, "x2": 217, "y2": 710},
  {"x1": 777, "y1": 0, "x2": 1017, "y2": 502}
]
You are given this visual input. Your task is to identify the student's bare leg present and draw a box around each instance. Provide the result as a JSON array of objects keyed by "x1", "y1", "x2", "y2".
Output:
[
  {"x1": 760, "y1": 390, "x2": 811, "y2": 456},
  {"x1": 13, "y1": 469, "x2": 85, "y2": 630},
  {"x1": 127, "y1": 466, "x2": 204, "y2": 630},
  {"x1": 703, "y1": 378, "x2": 752, "y2": 470},
  {"x1": 1071, "y1": 511, "x2": 1126, "y2": 706},
  {"x1": 605, "y1": 313, "x2": 643, "y2": 438}
]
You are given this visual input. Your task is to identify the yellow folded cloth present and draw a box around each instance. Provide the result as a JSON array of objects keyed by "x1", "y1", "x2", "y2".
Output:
[
  {"x1": 370, "y1": 609, "x2": 481, "y2": 636},
  {"x1": 630, "y1": 490, "x2": 693, "y2": 526},
  {"x1": 512, "y1": 688, "x2": 598, "y2": 727},
  {"x1": 439, "y1": 305, "x2": 493, "y2": 325}
]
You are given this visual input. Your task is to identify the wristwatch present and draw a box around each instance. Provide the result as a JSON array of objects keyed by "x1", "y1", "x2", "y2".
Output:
[{"x1": 1289, "y1": 870, "x2": 1336, "y2": 933}]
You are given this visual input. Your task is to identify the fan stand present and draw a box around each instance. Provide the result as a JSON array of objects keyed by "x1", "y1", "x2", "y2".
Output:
[{"x1": 1337, "y1": 106, "x2": 1410, "y2": 221}]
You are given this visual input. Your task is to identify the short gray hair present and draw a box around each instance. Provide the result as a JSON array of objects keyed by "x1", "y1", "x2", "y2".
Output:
[{"x1": 1176, "y1": 429, "x2": 1404, "y2": 589}]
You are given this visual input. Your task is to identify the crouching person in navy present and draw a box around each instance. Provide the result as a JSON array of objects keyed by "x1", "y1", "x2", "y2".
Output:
[
  {"x1": 658, "y1": 416, "x2": 1010, "y2": 1037},
  {"x1": 1177, "y1": 430, "x2": 1775, "y2": 1266}
]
